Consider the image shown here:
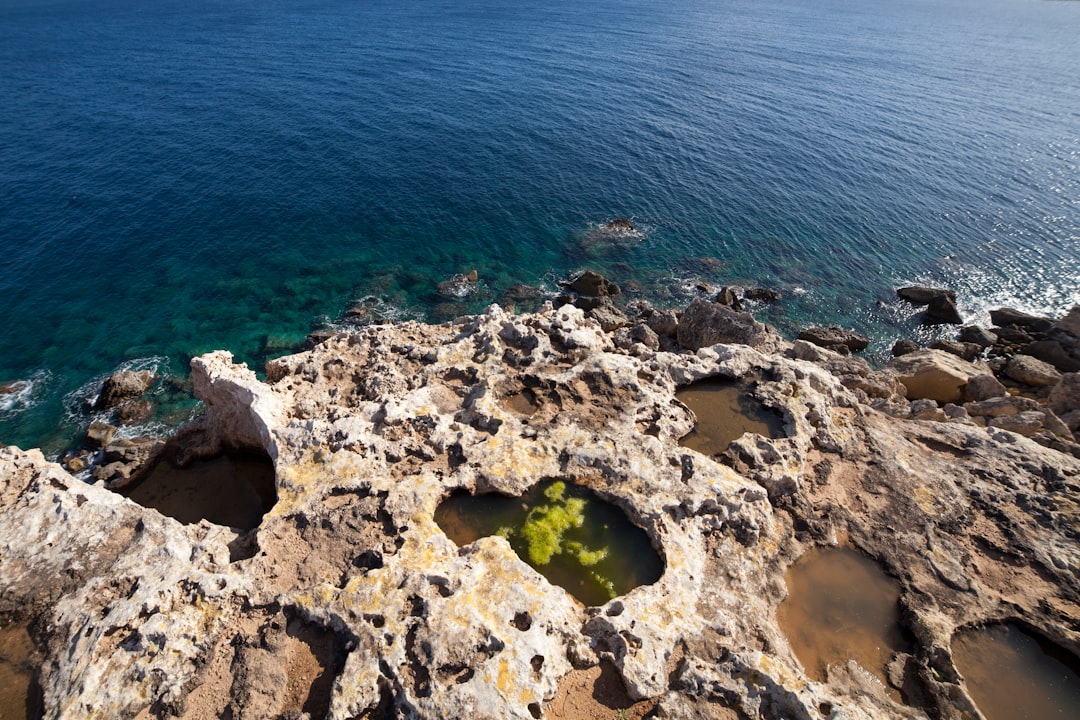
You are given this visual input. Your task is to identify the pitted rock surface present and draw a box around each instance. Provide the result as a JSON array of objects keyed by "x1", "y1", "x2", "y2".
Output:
[{"x1": 1, "y1": 302, "x2": 1079, "y2": 720}]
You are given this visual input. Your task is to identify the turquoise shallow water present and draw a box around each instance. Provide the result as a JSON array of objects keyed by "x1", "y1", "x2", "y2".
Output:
[{"x1": 1, "y1": 0, "x2": 1078, "y2": 454}]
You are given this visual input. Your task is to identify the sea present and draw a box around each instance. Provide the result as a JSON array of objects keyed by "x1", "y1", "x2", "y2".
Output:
[{"x1": 1, "y1": 0, "x2": 1078, "y2": 456}]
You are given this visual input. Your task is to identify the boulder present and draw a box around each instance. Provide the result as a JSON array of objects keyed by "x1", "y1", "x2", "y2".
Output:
[
  {"x1": 715, "y1": 287, "x2": 743, "y2": 311},
  {"x1": 798, "y1": 327, "x2": 870, "y2": 353},
  {"x1": 1022, "y1": 340, "x2": 1080, "y2": 373},
  {"x1": 115, "y1": 400, "x2": 154, "y2": 426},
  {"x1": 992, "y1": 326, "x2": 1034, "y2": 345},
  {"x1": 503, "y1": 283, "x2": 544, "y2": 301},
  {"x1": 95, "y1": 370, "x2": 155, "y2": 410},
  {"x1": 586, "y1": 302, "x2": 630, "y2": 333},
  {"x1": 1055, "y1": 305, "x2": 1080, "y2": 338},
  {"x1": 963, "y1": 374, "x2": 1008, "y2": 402},
  {"x1": 959, "y1": 325, "x2": 997, "y2": 349},
  {"x1": 744, "y1": 287, "x2": 782, "y2": 302},
  {"x1": 645, "y1": 309, "x2": 680, "y2": 339},
  {"x1": 930, "y1": 340, "x2": 981, "y2": 362},
  {"x1": 85, "y1": 420, "x2": 118, "y2": 449},
  {"x1": 891, "y1": 339, "x2": 920, "y2": 357},
  {"x1": 1049, "y1": 373, "x2": 1080, "y2": 417},
  {"x1": 676, "y1": 298, "x2": 766, "y2": 350},
  {"x1": 988, "y1": 411, "x2": 1046, "y2": 437},
  {"x1": 964, "y1": 395, "x2": 1040, "y2": 418},
  {"x1": 924, "y1": 294, "x2": 963, "y2": 325},
  {"x1": 896, "y1": 286, "x2": 955, "y2": 305},
  {"x1": 958, "y1": 326, "x2": 997, "y2": 348},
  {"x1": 990, "y1": 307, "x2": 1054, "y2": 333},
  {"x1": 1004, "y1": 355, "x2": 1063, "y2": 388},
  {"x1": 567, "y1": 270, "x2": 620, "y2": 298},
  {"x1": 889, "y1": 349, "x2": 986, "y2": 404}
]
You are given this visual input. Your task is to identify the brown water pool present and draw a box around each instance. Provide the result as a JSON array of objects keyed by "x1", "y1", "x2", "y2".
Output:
[
  {"x1": 676, "y1": 377, "x2": 784, "y2": 456},
  {"x1": 953, "y1": 622, "x2": 1080, "y2": 720},
  {"x1": 777, "y1": 546, "x2": 910, "y2": 700},
  {"x1": 122, "y1": 451, "x2": 277, "y2": 530}
]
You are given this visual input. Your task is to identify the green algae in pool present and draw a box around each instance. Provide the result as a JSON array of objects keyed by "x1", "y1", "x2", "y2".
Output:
[
  {"x1": 122, "y1": 451, "x2": 277, "y2": 531},
  {"x1": 676, "y1": 377, "x2": 784, "y2": 456},
  {"x1": 777, "y1": 546, "x2": 911, "y2": 701},
  {"x1": 952, "y1": 622, "x2": 1080, "y2": 720},
  {"x1": 0, "y1": 622, "x2": 43, "y2": 720},
  {"x1": 435, "y1": 480, "x2": 663, "y2": 607}
]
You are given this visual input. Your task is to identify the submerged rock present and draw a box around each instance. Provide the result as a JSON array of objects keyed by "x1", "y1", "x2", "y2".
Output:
[{"x1": 2, "y1": 301, "x2": 1080, "y2": 720}]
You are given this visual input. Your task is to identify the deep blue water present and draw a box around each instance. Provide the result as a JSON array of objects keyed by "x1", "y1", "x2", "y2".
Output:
[{"x1": 1, "y1": 0, "x2": 1078, "y2": 454}]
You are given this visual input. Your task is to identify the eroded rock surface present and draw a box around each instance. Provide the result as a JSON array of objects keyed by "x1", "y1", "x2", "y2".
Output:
[{"x1": 2, "y1": 302, "x2": 1079, "y2": 720}]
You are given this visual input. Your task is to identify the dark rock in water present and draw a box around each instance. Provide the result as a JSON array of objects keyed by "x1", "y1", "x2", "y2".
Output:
[
  {"x1": 85, "y1": 420, "x2": 118, "y2": 449},
  {"x1": 1055, "y1": 305, "x2": 1080, "y2": 338},
  {"x1": 959, "y1": 325, "x2": 997, "y2": 348},
  {"x1": 1022, "y1": 340, "x2": 1080, "y2": 373},
  {"x1": 990, "y1": 307, "x2": 1054, "y2": 333},
  {"x1": 798, "y1": 326, "x2": 870, "y2": 352},
  {"x1": 745, "y1": 287, "x2": 782, "y2": 303},
  {"x1": 892, "y1": 339, "x2": 920, "y2": 357},
  {"x1": 0, "y1": 381, "x2": 21, "y2": 394},
  {"x1": 96, "y1": 370, "x2": 155, "y2": 410},
  {"x1": 715, "y1": 286, "x2": 743, "y2": 311},
  {"x1": 116, "y1": 400, "x2": 154, "y2": 426},
  {"x1": 930, "y1": 340, "x2": 981, "y2": 362},
  {"x1": 923, "y1": 294, "x2": 963, "y2": 325},
  {"x1": 567, "y1": 270, "x2": 620, "y2": 298},
  {"x1": 431, "y1": 302, "x2": 468, "y2": 323},
  {"x1": 897, "y1": 286, "x2": 955, "y2": 305},
  {"x1": 436, "y1": 274, "x2": 479, "y2": 299},
  {"x1": 677, "y1": 298, "x2": 766, "y2": 350},
  {"x1": 992, "y1": 326, "x2": 1034, "y2": 345},
  {"x1": 503, "y1": 283, "x2": 544, "y2": 301},
  {"x1": 605, "y1": 218, "x2": 636, "y2": 232}
]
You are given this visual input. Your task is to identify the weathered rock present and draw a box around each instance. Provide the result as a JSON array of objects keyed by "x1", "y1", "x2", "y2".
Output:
[
  {"x1": 992, "y1": 326, "x2": 1034, "y2": 345},
  {"x1": 1022, "y1": 339, "x2": 1080, "y2": 373},
  {"x1": 714, "y1": 286, "x2": 742, "y2": 310},
  {"x1": 963, "y1": 374, "x2": 1008, "y2": 402},
  {"x1": 643, "y1": 310, "x2": 679, "y2": 340},
  {"x1": 1050, "y1": 373, "x2": 1080, "y2": 417},
  {"x1": 3, "y1": 303, "x2": 1080, "y2": 720},
  {"x1": 896, "y1": 286, "x2": 955, "y2": 305},
  {"x1": 677, "y1": 298, "x2": 767, "y2": 350},
  {"x1": 567, "y1": 270, "x2": 620, "y2": 298},
  {"x1": 988, "y1": 411, "x2": 1047, "y2": 437},
  {"x1": 990, "y1": 307, "x2": 1054, "y2": 333},
  {"x1": 924, "y1": 294, "x2": 963, "y2": 325},
  {"x1": 744, "y1": 287, "x2": 782, "y2": 303},
  {"x1": 586, "y1": 301, "x2": 630, "y2": 333},
  {"x1": 1056, "y1": 305, "x2": 1080, "y2": 338},
  {"x1": 930, "y1": 340, "x2": 981, "y2": 362},
  {"x1": 1005, "y1": 355, "x2": 1063, "y2": 387},
  {"x1": 115, "y1": 399, "x2": 154, "y2": 426},
  {"x1": 964, "y1": 395, "x2": 1041, "y2": 418},
  {"x1": 798, "y1": 326, "x2": 870, "y2": 353},
  {"x1": 91, "y1": 437, "x2": 166, "y2": 488},
  {"x1": 95, "y1": 370, "x2": 155, "y2": 410},
  {"x1": 958, "y1": 325, "x2": 997, "y2": 348},
  {"x1": 891, "y1": 339, "x2": 920, "y2": 357},
  {"x1": 605, "y1": 218, "x2": 635, "y2": 232},
  {"x1": 889, "y1": 349, "x2": 988, "y2": 404},
  {"x1": 85, "y1": 420, "x2": 118, "y2": 449}
]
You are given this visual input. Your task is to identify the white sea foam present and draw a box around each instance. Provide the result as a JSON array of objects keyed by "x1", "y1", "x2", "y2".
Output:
[{"x1": 0, "y1": 369, "x2": 51, "y2": 417}]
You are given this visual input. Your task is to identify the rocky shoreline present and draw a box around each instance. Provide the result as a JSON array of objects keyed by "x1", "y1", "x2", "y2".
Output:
[{"x1": 2, "y1": 275, "x2": 1079, "y2": 719}]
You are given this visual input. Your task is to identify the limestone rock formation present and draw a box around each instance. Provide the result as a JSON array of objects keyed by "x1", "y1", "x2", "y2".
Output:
[{"x1": 1, "y1": 302, "x2": 1079, "y2": 720}]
